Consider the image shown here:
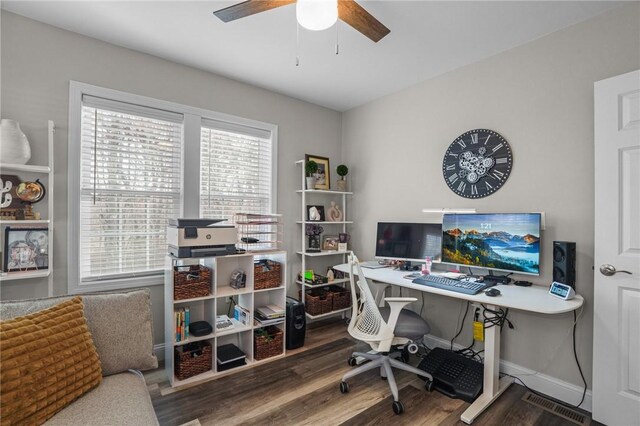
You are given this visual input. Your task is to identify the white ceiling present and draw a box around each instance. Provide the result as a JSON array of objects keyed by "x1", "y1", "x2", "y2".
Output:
[{"x1": 2, "y1": 1, "x2": 623, "y2": 111}]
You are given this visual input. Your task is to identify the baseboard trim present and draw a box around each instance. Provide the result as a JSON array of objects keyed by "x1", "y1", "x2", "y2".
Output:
[
  {"x1": 423, "y1": 334, "x2": 592, "y2": 412},
  {"x1": 154, "y1": 343, "x2": 165, "y2": 361}
]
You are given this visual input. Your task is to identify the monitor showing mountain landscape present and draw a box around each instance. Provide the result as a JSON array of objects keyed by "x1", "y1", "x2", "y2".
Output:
[{"x1": 441, "y1": 213, "x2": 541, "y2": 275}]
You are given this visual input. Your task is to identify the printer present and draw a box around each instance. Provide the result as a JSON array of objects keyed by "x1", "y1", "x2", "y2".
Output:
[{"x1": 167, "y1": 218, "x2": 238, "y2": 258}]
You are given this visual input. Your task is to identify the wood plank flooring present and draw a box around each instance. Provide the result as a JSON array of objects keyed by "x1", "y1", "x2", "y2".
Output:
[{"x1": 145, "y1": 319, "x2": 595, "y2": 426}]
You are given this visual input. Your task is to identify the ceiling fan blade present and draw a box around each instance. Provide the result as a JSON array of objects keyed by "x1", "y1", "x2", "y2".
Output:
[
  {"x1": 338, "y1": 0, "x2": 390, "y2": 42},
  {"x1": 214, "y1": 0, "x2": 296, "y2": 23}
]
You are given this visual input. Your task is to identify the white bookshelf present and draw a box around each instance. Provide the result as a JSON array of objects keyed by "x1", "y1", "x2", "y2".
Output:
[
  {"x1": 0, "y1": 120, "x2": 55, "y2": 296},
  {"x1": 296, "y1": 159, "x2": 352, "y2": 320},
  {"x1": 164, "y1": 250, "x2": 287, "y2": 388}
]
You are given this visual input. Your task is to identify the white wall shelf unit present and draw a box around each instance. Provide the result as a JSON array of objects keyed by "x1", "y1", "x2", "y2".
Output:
[
  {"x1": 164, "y1": 250, "x2": 287, "y2": 388},
  {"x1": 295, "y1": 160, "x2": 352, "y2": 320},
  {"x1": 0, "y1": 120, "x2": 55, "y2": 296}
]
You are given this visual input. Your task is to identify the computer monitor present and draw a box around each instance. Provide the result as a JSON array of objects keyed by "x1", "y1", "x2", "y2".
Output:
[
  {"x1": 441, "y1": 213, "x2": 541, "y2": 275},
  {"x1": 375, "y1": 222, "x2": 442, "y2": 263}
]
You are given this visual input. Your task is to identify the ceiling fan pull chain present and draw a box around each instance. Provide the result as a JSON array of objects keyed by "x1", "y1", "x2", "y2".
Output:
[
  {"x1": 296, "y1": 21, "x2": 300, "y2": 66},
  {"x1": 335, "y1": 20, "x2": 339, "y2": 55}
]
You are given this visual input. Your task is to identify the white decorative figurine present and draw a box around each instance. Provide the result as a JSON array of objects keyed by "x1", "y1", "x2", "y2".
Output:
[
  {"x1": 1, "y1": 178, "x2": 13, "y2": 208},
  {"x1": 327, "y1": 201, "x2": 343, "y2": 222}
]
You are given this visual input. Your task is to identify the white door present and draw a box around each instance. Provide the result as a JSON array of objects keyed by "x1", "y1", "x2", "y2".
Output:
[{"x1": 593, "y1": 70, "x2": 640, "y2": 426}]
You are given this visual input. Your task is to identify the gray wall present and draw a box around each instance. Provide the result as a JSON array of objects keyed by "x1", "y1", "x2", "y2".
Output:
[
  {"x1": 341, "y1": 3, "x2": 639, "y2": 389},
  {"x1": 0, "y1": 11, "x2": 342, "y2": 345}
]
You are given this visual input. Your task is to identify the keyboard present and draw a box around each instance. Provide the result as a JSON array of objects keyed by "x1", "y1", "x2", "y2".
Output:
[{"x1": 412, "y1": 274, "x2": 494, "y2": 295}]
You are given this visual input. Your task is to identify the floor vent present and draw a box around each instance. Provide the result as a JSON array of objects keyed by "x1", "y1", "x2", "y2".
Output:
[{"x1": 522, "y1": 391, "x2": 590, "y2": 426}]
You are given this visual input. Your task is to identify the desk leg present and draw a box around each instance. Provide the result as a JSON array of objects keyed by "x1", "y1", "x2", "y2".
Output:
[{"x1": 460, "y1": 304, "x2": 513, "y2": 424}]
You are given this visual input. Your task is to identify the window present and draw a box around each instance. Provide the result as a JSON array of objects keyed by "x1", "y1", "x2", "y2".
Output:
[
  {"x1": 69, "y1": 82, "x2": 277, "y2": 293},
  {"x1": 79, "y1": 96, "x2": 183, "y2": 283},
  {"x1": 200, "y1": 120, "x2": 273, "y2": 222}
]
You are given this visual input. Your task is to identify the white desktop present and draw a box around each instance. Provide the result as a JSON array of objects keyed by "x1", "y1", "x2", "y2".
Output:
[
  {"x1": 335, "y1": 214, "x2": 584, "y2": 424},
  {"x1": 334, "y1": 262, "x2": 583, "y2": 424}
]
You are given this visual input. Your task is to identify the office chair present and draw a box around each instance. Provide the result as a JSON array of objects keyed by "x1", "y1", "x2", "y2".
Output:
[{"x1": 339, "y1": 253, "x2": 434, "y2": 415}]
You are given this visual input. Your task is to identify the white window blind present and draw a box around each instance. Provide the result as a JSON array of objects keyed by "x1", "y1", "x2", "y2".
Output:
[
  {"x1": 79, "y1": 96, "x2": 183, "y2": 282},
  {"x1": 200, "y1": 119, "x2": 273, "y2": 222}
]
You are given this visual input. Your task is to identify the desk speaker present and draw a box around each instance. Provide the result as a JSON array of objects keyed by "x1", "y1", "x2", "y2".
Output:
[
  {"x1": 553, "y1": 241, "x2": 576, "y2": 289},
  {"x1": 286, "y1": 297, "x2": 306, "y2": 350}
]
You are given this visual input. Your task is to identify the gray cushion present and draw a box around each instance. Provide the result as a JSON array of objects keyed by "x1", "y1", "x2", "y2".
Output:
[
  {"x1": 0, "y1": 289, "x2": 158, "y2": 376},
  {"x1": 379, "y1": 307, "x2": 431, "y2": 340},
  {"x1": 44, "y1": 371, "x2": 158, "y2": 426}
]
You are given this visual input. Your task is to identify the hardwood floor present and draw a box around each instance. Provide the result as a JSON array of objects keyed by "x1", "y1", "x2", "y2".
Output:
[{"x1": 146, "y1": 319, "x2": 594, "y2": 426}]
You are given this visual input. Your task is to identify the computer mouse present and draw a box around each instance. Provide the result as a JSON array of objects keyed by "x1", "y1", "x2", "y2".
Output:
[{"x1": 485, "y1": 288, "x2": 501, "y2": 297}]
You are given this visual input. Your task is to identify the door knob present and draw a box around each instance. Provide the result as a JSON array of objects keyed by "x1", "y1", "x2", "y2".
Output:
[{"x1": 600, "y1": 264, "x2": 633, "y2": 276}]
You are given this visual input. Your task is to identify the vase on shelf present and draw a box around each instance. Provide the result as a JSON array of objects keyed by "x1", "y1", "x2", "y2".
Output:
[
  {"x1": 306, "y1": 176, "x2": 316, "y2": 190},
  {"x1": 0, "y1": 118, "x2": 31, "y2": 164},
  {"x1": 0, "y1": 119, "x2": 31, "y2": 165},
  {"x1": 336, "y1": 178, "x2": 347, "y2": 192}
]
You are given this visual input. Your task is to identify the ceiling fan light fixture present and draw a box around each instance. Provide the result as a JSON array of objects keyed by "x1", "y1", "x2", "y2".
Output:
[{"x1": 296, "y1": 0, "x2": 338, "y2": 31}]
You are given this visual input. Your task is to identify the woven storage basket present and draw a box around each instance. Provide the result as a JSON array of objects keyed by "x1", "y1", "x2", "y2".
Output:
[
  {"x1": 174, "y1": 265, "x2": 211, "y2": 300},
  {"x1": 174, "y1": 341, "x2": 212, "y2": 381},
  {"x1": 254, "y1": 260, "x2": 282, "y2": 290},
  {"x1": 300, "y1": 289, "x2": 333, "y2": 316},
  {"x1": 254, "y1": 326, "x2": 284, "y2": 360},
  {"x1": 327, "y1": 285, "x2": 351, "y2": 311}
]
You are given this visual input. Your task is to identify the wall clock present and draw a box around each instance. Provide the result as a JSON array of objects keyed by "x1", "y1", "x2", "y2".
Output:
[{"x1": 442, "y1": 129, "x2": 513, "y2": 198}]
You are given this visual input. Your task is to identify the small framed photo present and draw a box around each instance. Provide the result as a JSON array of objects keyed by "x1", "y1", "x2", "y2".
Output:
[
  {"x1": 323, "y1": 235, "x2": 339, "y2": 251},
  {"x1": 3, "y1": 227, "x2": 49, "y2": 272},
  {"x1": 305, "y1": 154, "x2": 330, "y2": 190},
  {"x1": 307, "y1": 205, "x2": 325, "y2": 221}
]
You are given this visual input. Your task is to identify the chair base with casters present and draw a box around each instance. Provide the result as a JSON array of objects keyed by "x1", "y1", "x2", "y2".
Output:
[
  {"x1": 339, "y1": 253, "x2": 434, "y2": 415},
  {"x1": 340, "y1": 347, "x2": 434, "y2": 414}
]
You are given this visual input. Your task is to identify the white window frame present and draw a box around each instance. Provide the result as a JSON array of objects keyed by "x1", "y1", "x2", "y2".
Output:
[{"x1": 68, "y1": 81, "x2": 278, "y2": 293}]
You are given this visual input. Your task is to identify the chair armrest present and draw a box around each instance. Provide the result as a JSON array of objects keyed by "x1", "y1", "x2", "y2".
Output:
[{"x1": 383, "y1": 297, "x2": 418, "y2": 337}]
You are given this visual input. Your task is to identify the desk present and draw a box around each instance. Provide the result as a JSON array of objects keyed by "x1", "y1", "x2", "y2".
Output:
[{"x1": 334, "y1": 263, "x2": 584, "y2": 424}]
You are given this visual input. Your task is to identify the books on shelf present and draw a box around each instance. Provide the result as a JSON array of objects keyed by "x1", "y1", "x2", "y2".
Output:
[
  {"x1": 254, "y1": 316, "x2": 284, "y2": 326},
  {"x1": 256, "y1": 304, "x2": 284, "y2": 319},
  {"x1": 175, "y1": 306, "x2": 190, "y2": 342},
  {"x1": 255, "y1": 304, "x2": 284, "y2": 326}
]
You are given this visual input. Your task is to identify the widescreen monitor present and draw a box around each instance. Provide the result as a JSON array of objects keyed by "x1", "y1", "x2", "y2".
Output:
[
  {"x1": 375, "y1": 222, "x2": 442, "y2": 262},
  {"x1": 441, "y1": 213, "x2": 541, "y2": 275}
]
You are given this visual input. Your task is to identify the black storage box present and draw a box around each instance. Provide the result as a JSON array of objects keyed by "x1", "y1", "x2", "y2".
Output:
[{"x1": 216, "y1": 344, "x2": 247, "y2": 372}]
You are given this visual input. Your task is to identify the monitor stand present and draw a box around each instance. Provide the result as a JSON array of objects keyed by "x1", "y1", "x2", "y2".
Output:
[
  {"x1": 398, "y1": 261, "x2": 420, "y2": 271},
  {"x1": 481, "y1": 274, "x2": 512, "y2": 285}
]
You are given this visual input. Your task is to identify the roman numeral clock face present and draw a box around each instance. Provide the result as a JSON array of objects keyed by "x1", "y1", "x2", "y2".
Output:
[{"x1": 442, "y1": 129, "x2": 513, "y2": 198}]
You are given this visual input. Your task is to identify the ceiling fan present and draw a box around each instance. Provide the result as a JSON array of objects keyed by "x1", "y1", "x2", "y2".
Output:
[{"x1": 213, "y1": 0, "x2": 390, "y2": 43}]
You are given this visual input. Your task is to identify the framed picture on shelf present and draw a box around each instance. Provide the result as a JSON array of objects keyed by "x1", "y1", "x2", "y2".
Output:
[
  {"x1": 305, "y1": 154, "x2": 330, "y2": 190},
  {"x1": 323, "y1": 235, "x2": 339, "y2": 251},
  {"x1": 3, "y1": 227, "x2": 49, "y2": 272},
  {"x1": 307, "y1": 205, "x2": 325, "y2": 222}
]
